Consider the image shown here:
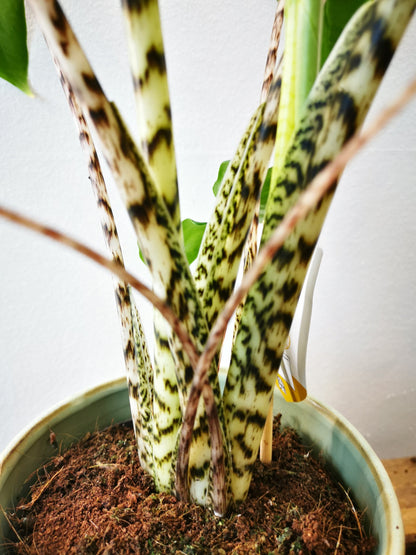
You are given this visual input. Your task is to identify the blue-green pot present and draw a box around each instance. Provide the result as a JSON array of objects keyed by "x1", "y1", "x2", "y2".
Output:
[{"x1": 0, "y1": 376, "x2": 404, "y2": 554}]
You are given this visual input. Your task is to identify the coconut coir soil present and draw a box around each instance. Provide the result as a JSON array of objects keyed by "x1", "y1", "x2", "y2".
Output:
[{"x1": 4, "y1": 418, "x2": 376, "y2": 554}]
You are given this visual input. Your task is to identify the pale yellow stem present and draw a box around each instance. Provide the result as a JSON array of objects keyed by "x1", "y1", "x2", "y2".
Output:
[{"x1": 259, "y1": 401, "x2": 274, "y2": 463}]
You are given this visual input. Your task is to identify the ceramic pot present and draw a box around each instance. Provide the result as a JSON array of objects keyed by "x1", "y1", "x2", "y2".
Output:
[{"x1": 0, "y1": 376, "x2": 404, "y2": 554}]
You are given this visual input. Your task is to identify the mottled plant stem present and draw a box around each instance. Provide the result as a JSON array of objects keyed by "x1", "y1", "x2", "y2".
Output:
[
  {"x1": 28, "y1": 0, "x2": 227, "y2": 506},
  {"x1": 178, "y1": 70, "x2": 416, "y2": 505},
  {"x1": 54, "y1": 61, "x2": 155, "y2": 474},
  {"x1": 260, "y1": 0, "x2": 285, "y2": 104},
  {"x1": 121, "y1": 0, "x2": 182, "y2": 493}
]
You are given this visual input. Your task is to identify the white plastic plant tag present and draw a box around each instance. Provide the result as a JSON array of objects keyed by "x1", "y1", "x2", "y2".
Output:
[{"x1": 276, "y1": 247, "x2": 323, "y2": 402}]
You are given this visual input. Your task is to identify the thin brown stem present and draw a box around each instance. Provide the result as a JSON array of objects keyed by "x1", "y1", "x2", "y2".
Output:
[
  {"x1": 0, "y1": 204, "x2": 199, "y2": 371},
  {"x1": 234, "y1": 23, "x2": 285, "y2": 345},
  {"x1": 260, "y1": 402, "x2": 274, "y2": 463},
  {"x1": 260, "y1": 0, "x2": 285, "y2": 103},
  {"x1": 54, "y1": 59, "x2": 155, "y2": 470},
  {"x1": 252, "y1": 0, "x2": 284, "y2": 461},
  {"x1": 0, "y1": 199, "x2": 225, "y2": 509}
]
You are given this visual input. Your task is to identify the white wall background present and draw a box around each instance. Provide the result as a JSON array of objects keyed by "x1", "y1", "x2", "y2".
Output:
[{"x1": 0, "y1": 2, "x2": 415, "y2": 459}]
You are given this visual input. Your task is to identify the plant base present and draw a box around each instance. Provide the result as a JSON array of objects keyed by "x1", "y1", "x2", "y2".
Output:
[
  {"x1": 4, "y1": 418, "x2": 375, "y2": 554},
  {"x1": 0, "y1": 377, "x2": 404, "y2": 554}
]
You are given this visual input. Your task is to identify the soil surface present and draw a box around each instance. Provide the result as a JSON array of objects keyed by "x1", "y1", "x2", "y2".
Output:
[{"x1": 3, "y1": 418, "x2": 376, "y2": 554}]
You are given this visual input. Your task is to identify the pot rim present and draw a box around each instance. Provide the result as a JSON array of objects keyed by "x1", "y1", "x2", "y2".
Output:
[
  {"x1": 0, "y1": 376, "x2": 405, "y2": 555},
  {"x1": 0, "y1": 377, "x2": 126, "y2": 472}
]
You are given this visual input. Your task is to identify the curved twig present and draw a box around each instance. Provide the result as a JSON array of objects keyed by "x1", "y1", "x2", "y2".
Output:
[
  {"x1": 260, "y1": 0, "x2": 284, "y2": 103},
  {"x1": 0, "y1": 204, "x2": 200, "y2": 370}
]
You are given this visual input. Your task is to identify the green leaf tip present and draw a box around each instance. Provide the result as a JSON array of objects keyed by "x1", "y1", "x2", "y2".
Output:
[
  {"x1": 0, "y1": 0, "x2": 32, "y2": 95},
  {"x1": 182, "y1": 219, "x2": 207, "y2": 265},
  {"x1": 212, "y1": 160, "x2": 230, "y2": 196}
]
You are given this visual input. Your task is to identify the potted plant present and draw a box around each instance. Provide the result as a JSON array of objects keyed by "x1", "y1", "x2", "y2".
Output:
[{"x1": 0, "y1": 0, "x2": 415, "y2": 552}]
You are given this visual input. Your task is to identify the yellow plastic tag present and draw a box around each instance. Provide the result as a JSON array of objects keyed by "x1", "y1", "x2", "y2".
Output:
[
  {"x1": 277, "y1": 350, "x2": 307, "y2": 402},
  {"x1": 276, "y1": 371, "x2": 307, "y2": 402}
]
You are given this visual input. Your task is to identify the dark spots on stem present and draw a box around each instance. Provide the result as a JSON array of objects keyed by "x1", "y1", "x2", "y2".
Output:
[
  {"x1": 148, "y1": 128, "x2": 173, "y2": 159},
  {"x1": 259, "y1": 122, "x2": 277, "y2": 144},
  {"x1": 59, "y1": 40, "x2": 70, "y2": 57},
  {"x1": 89, "y1": 108, "x2": 110, "y2": 127},
  {"x1": 299, "y1": 138, "x2": 315, "y2": 156},
  {"x1": 129, "y1": 382, "x2": 139, "y2": 400},
  {"x1": 279, "y1": 279, "x2": 299, "y2": 302},
  {"x1": 123, "y1": 335, "x2": 135, "y2": 362},
  {"x1": 155, "y1": 206, "x2": 170, "y2": 228},
  {"x1": 347, "y1": 52, "x2": 362, "y2": 73},
  {"x1": 240, "y1": 184, "x2": 250, "y2": 201},
  {"x1": 164, "y1": 105, "x2": 172, "y2": 121},
  {"x1": 51, "y1": 0, "x2": 68, "y2": 32},
  {"x1": 274, "y1": 246, "x2": 295, "y2": 270},
  {"x1": 163, "y1": 379, "x2": 178, "y2": 395},
  {"x1": 333, "y1": 91, "x2": 358, "y2": 140},
  {"x1": 286, "y1": 160, "x2": 305, "y2": 189},
  {"x1": 189, "y1": 460, "x2": 210, "y2": 480},
  {"x1": 122, "y1": 0, "x2": 152, "y2": 13},
  {"x1": 257, "y1": 279, "x2": 274, "y2": 301},
  {"x1": 129, "y1": 198, "x2": 153, "y2": 226},
  {"x1": 154, "y1": 330, "x2": 170, "y2": 350},
  {"x1": 298, "y1": 236, "x2": 317, "y2": 266},
  {"x1": 147, "y1": 46, "x2": 166, "y2": 74},
  {"x1": 263, "y1": 346, "x2": 283, "y2": 372},
  {"x1": 82, "y1": 72, "x2": 102, "y2": 95},
  {"x1": 305, "y1": 160, "x2": 329, "y2": 187},
  {"x1": 158, "y1": 420, "x2": 179, "y2": 437},
  {"x1": 246, "y1": 411, "x2": 266, "y2": 429},
  {"x1": 280, "y1": 178, "x2": 297, "y2": 198},
  {"x1": 274, "y1": 311, "x2": 293, "y2": 333}
]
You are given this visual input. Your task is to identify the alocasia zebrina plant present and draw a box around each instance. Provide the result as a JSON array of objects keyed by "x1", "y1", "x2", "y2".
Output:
[{"x1": 0, "y1": 0, "x2": 414, "y2": 517}]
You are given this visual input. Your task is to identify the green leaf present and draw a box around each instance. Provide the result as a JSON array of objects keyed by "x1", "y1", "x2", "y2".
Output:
[
  {"x1": 320, "y1": 0, "x2": 368, "y2": 67},
  {"x1": 182, "y1": 219, "x2": 207, "y2": 264},
  {"x1": 274, "y1": 0, "x2": 322, "y2": 176},
  {"x1": 139, "y1": 218, "x2": 207, "y2": 265},
  {"x1": 0, "y1": 0, "x2": 32, "y2": 94},
  {"x1": 212, "y1": 160, "x2": 230, "y2": 196}
]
